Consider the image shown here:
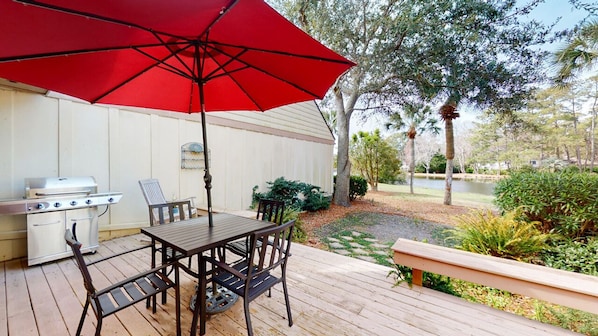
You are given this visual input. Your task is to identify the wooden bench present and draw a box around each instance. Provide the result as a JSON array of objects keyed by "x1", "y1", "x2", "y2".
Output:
[{"x1": 391, "y1": 238, "x2": 598, "y2": 315}]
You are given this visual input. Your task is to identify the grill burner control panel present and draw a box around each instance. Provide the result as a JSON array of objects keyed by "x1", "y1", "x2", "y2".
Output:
[
  {"x1": 26, "y1": 193, "x2": 123, "y2": 214},
  {"x1": 0, "y1": 192, "x2": 123, "y2": 215}
]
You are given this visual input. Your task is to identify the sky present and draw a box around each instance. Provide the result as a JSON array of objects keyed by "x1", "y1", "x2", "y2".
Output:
[{"x1": 349, "y1": 0, "x2": 596, "y2": 136}]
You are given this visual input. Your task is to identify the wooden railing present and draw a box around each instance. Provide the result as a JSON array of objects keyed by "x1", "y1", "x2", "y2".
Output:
[{"x1": 391, "y1": 238, "x2": 598, "y2": 315}]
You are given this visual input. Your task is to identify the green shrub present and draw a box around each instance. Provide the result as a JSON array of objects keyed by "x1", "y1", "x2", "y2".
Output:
[
  {"x1": 349, "y1": 175, "x2": 367, "y2": 201},
  {"x1": 447, "y1": 209, "x2": 550, "y2": 262},
  {"x1": 332, "y1": 175, "x2": 368, "y2": 201},
  {"x1": 542, "y1": 237, "x2": 598, "y2": 276},
  {"x1": 252, "y1": 176, "x2": 330, "y2": 212},
  {"x1": 494, "y1": 172, "x2": 598, "y2": 238}
]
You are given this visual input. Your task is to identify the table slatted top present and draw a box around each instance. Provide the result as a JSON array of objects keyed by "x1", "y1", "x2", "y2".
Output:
[{"x1": 141, "y1": 213, "x2": 274, "y2": 256}]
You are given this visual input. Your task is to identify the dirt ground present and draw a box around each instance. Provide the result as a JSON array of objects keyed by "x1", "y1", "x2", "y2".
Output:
[{"x1": 299, "y1": 190, "x2": 476, "y2": 248}]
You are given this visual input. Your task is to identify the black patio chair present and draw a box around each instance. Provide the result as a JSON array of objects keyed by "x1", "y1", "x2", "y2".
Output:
[
  {"x1": 147, "y1": 201, "x2": 193, "y2": 305},
  {"x1": 205, "y1": 219, "x2": 295, "y2": 336},
  {"x1": 65, "y1": 229, "x2": 181, "y2": 336},
  {"x1": 225, "y1": 199, "x2": 285, "y2": 260}
]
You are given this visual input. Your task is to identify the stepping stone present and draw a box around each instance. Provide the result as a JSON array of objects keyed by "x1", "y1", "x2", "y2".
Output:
[
  {"x1": 364, "y1": 238, "x2": 379, "y2": 243},
  {"x1": 329, "y1": 242, "x2": 345, "y2": 249},
  {"x1": 327, "y1": 237, "x2": 340, "y2": 243},
  {"x1": 371, "y1": 243, "x2": 389, "y2": 249},
  {"x1": 356, "y1": 256, "x2": 377, "y2": 263},
  {"x1": 349, "y1": 242, "x2": 365, "y2": 248},
  {"x1": 334, "y1": 249, "x2": 351, "y2": 256},
  {"x1": 352, "y1": 248, "x2": 369, "y2": 255},
  {"x1": 373, "y1": 250, "x2": 389, "y2": 256},
  {"x1": 340, "y1": 236, "x2": 354, "y2": 241},
  {"x1": 351, "y1": 231, "x2": 362, "y2": 237}
]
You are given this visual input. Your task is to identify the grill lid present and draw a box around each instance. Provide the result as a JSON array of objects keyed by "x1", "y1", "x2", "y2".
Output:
[{"x1": 25, "y1": 176, "x2": 97, "y2": 199}]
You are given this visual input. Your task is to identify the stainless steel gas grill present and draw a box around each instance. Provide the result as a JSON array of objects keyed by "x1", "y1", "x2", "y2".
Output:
[{"x1": 0, "y1": 177, "x2": 122, "y2": 266}]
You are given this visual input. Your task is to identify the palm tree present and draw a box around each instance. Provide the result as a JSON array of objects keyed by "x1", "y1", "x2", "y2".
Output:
[
  {"x1": 385, "y1": 102, "x2": 441, "y2": 194},
  {"x1": 554, "y1": 21, "x2": 598, "y2": 171},
  {"x1": 554, "y1": 20, "x2": 598, "y2": 83}
]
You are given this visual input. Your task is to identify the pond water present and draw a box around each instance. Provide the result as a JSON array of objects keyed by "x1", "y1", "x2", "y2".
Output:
[{"x1": 409, "y1": 176, "x2": 496, "y2": 196}]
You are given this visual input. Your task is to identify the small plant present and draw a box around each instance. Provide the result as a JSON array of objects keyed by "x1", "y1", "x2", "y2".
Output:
[
  {"x1": 447, "y1": 209, "x2": 550, "y2": 262},
  {"x1": 542, "y1": 237, "x2": 598, "y2": 276}
]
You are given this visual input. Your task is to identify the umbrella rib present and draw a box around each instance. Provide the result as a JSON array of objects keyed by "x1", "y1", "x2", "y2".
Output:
[
  {"x1": 210, "y1": 41, "x2": 355, "y2": 66},
  {"x1": 0, "y1": 43, "x2": 180, "y2": 63},
  {"x1": 16, "y1": 0, "x2": 186, "y2": 41},
  {"x1": 134, "y1": 47, "x2": 195, "y2": 80},
  {"x1": 208, "y1": 45, "x2": 324, "y2": 101},
  {"x1": 89, "y1": 49, "x2": 193, "y2": 104},
  {"x1": 150, "y1": 31, "x2": 198, "y2": 81},
  {"x1": 201, "y1": 47, "x2": 266, "y2": 110}
]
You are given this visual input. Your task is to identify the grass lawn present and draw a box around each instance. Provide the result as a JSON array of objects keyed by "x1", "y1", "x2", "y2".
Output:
[{"x1": 377, "y1": 182, "x2": 496, "y2": 208}]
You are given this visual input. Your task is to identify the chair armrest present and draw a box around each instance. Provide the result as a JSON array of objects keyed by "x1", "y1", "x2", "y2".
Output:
[
  {"x1": 204, "y1": 256, "x2": 247, "y2": 280},
  {"x1": 86, "y1": 244, "x2": 152, "y2": 266},
  {"x1": 156, "y1": 200, "x2": 192, "y2": 208},
  {"x1": 180, "y1": 196, "x2": 196, "y2": 206}
]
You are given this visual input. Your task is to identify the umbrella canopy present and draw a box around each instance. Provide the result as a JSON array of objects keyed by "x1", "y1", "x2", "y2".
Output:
[{"x1": 0, "y1": 0, "x2": 354, "y2": 225}]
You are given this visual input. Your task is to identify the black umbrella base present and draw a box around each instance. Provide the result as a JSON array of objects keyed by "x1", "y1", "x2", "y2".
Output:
[{"x1": 189, "y1": 285, "x2": 239, "y2": 314}]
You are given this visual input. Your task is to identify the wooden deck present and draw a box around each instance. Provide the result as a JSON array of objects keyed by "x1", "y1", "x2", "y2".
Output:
[{"x1": 0, "y1": 234, "x2": 580, "y2": 336}]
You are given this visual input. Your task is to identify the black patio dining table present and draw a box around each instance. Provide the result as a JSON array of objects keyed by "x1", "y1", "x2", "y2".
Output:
[{"x1": 141, "y1": 213, "x2": 275, "y2": 336}]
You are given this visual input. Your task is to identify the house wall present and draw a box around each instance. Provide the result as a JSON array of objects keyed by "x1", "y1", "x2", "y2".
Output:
[{"x1": 0, "y1": 86, "x2": 334, "y2": 262}]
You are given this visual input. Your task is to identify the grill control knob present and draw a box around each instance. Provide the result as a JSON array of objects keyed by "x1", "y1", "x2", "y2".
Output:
[
  {"x1": 37, "y1": 203, "x2": 45, "y2": 210},
  {"x1": 85, "y1": 199, "x2": 92, "y2": 205},
  {"x1": 54, "y1": 202, "x2": 61, "y2": 208},
  {"x1": 70, "y1": 201, "x2": 78, "y2": 206},
  {"x1": 108, "y1": 197, "x2": 114, "y2": 203}
]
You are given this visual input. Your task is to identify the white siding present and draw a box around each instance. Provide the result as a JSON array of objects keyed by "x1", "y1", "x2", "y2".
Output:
[
  {"x1": 0, "y1": 87, "x2": 334, "y2": 261},
  {"x1": 213, "y1": 101, "x2": 333, "y2": 141}
]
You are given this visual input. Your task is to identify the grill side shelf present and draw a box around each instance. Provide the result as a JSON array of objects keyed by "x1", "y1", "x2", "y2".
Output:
[{"x1": 0, "y1": 200, "x2": 28, "y2": 215}]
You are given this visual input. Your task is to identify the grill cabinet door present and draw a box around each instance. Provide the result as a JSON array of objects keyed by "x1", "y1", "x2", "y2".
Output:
[
  {"x1": 27, "y1": 211, "x2": 67, "y2": 264},
  {"x1": 66, "y1": 208, "x2": 99, "y2": 253}
]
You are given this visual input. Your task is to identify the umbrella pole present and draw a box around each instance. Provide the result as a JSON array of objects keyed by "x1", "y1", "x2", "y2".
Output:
[{"x1": 199, "y1": 85, "x2": 213, "y2": 227}]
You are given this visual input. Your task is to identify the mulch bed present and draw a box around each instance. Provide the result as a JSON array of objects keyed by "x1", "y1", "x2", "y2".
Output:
[{"x1": 299, "y1": 191, "x2": 474, "y2": 248}]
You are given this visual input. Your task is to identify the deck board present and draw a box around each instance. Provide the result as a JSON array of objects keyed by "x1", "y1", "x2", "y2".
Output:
[{"x1": 0, "y1": 234, "x2": 582, "y2": 336}]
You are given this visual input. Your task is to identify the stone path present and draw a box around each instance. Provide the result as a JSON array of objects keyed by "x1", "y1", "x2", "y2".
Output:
[{"x1": 323, "y1": 231, "x2": 394, "y2": 266}]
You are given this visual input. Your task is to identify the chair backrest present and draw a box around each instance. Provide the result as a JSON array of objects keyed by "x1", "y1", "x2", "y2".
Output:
[
  {"x1": 65, "y1": 229, "x2": 96, "y2": 295},
  {"x1": 139, "y1": 179, "x2": 168, "y2": 205},
  {"x1": 149, "y1": 200, "x2": 192, "y2": 224},
  {"x1": 256, "y1": 199, "x2": 285, "y2": 225},
  {"x1": 247, "y1": 219, "x2": 295, "y2": 278}
]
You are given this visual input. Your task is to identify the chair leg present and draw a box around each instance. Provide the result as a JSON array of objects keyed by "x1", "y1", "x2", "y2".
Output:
[
  {"x1": 95, "y1": 314, "x2": 103, "y2": 336},
  {"x1": 175, "y1": 265, "x2": 181, "y2": 336},
  {"x1": 76, "y1": 297, "x2": 90, "y2": 336},
  {"x1": 148, "y1": 241, "x2": 157, "y2": 309},
  {"x1": 243, "y1": 299, "x2": 254, "y2": 336},
  {"x1": 161, "y1": 249, "x2": 168, "y2": 305},
  {"x1": 282, "y1": 281, "x2": 293, "y2": 327}
]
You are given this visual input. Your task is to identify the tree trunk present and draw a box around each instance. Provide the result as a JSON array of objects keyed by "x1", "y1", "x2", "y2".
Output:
[
  {"x1": 444, "y1": 120, "x2": 454, "y2": 205},
  {"x1": 591, "y1": 81, "x2": 597, "y2": 172},
  {"x1": 440, "y1": 103, "x2": 458, "y2": 206},
  {"x1": 333, "y1": 86, "x2": 351, "y2": 207},
  {"x1": 409, "y1": 134, "x2": 415, "y2": 194}
]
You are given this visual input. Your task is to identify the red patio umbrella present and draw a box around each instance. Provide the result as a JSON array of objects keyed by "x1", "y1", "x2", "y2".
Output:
[{"x1": 0, "y1": 0, "x2": 354, "y2": 226}]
